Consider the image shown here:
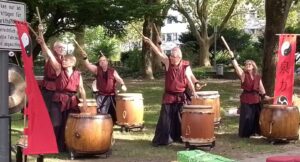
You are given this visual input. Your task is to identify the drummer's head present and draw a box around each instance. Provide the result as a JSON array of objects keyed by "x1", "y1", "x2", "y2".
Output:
[
  {"x1": 53, "y1": 41, "x2": 66, "y2": 57},
  {"x1": 98, "y1": 55, "x2": 108, "y2": 69},
  {"x1": 170, "y1": 47, "x2": 182, "y2": 65},
  {"x1": 62, "y1": 54, "x2": 76, "y2": 68},
  {"x1": 244, "y1": 60, "x2": 258, "y2": 74}
]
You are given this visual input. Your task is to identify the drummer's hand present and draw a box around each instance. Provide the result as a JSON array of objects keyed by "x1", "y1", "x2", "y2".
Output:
[
  {"x1": 264, "y1": 95, "x2": 273, "y2": 101},
  {"x1": 195, "y1": 82, "x2": 207, "y2": 91},
  {"x1": 192, "y1": 92, "x2": 198, "y2": 99},
  {"x1": 38, "y1": 24, "x2": 44, "y2": 33},
  {"x1": 80, "y1": 51, "x2": 87, "y2": 58},
  {"x1": 228, "y1": 50, "x2": 234, "y2": 58},
  {"x1": 80, "y1": 101, "x2": 88, "y2": 112},
  {"x1": 121, "y1": 84, "x2": 127, "y2": 92},
  {"x1": 143, "y1": 36, "x2": 151, "y2": 44},
  {"x1": 36, "y1": 36, "x2": 45, "y2": 45}
]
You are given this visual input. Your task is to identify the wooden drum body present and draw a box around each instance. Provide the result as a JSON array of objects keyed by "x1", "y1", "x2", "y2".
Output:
[
  {"x1": 260, "y1": 104, "x2": 300, "y2": 140},
  {"x1": 181, "y1": 105, "x2": 215, "y2": 146},
  {"x1": 65, "y1": 113, "x2": 113, "y2": 155},
  {"x1": 191, "y1": 91, "x2": 221, "y2": 125},
  {"x1": 115, "y1": 93, "x2": 144, "y2": 127}
]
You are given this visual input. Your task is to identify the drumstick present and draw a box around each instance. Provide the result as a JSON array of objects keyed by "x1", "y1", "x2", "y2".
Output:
[
  {"x1": 130, "y1": 23, "x2": 145, "y2": 37},
  {"x1": 221, "y1": 36, "x2": 232, "y2": 52},
  {"x1": 153, "y1": 23, "x2": 162, "y2": 45},
  {"x1": 36, "y1": 7, "x2": 42, "y2": 25},
  {"x1": 27, "y1": 25, "x2": 38, "y2": 37},
  {"x1": 153, "y1": 23, "x2": 160, "y2": 38},
  {"x1": 72, "y1": 38, "x2": 86, "y2": 54}
]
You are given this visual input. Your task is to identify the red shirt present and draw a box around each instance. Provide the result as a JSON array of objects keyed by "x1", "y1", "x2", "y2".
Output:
[
  {"x1": 240, "y1": 71, "x2": 261, "y2": 104},
  {"x1": 41, "y1": 56, "x2": 62, "y2": 91},
  {"x1": 52, "y1": 70, "x2": 81, "y2": 111},
  {"x1": 163, "y1": 60, "x2": 189, "y2": 104},
  {"x1": 96, "y1": 67, "x2": 116, "y2": 95}
]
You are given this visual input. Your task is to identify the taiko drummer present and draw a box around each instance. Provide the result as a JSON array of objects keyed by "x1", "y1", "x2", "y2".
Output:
[
  {"x1": 143, "y1": 36, "x2": 198, "y2": 146},
  {"x1": 80, "y1": 51, "x2": 127, "y2": 123}
]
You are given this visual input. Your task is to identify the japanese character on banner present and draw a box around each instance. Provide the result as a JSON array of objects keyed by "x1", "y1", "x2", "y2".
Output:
[{"x1": 273, "y1": 34, "x2": 297, "y2": 106}]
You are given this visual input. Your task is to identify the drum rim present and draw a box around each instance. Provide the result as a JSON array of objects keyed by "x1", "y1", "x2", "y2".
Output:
[
  {"x1": 69, "y1": 113, "x2": 112, "y2": 119},
  {"x1": 183, "y1": 105, "x2": 212, "y2": 109},
  {"x1": 117, "y1": 93, "x2": 143, "y2": 97},
  {"x1": 195, "y1": 91, "x2": 219, "y2": 95},
  {"x1": 264, "y1": 104, "x2": 297, "y2": 109},
  {"x1": 78, "y1": 103, "x2": 97, "y2": 106}
]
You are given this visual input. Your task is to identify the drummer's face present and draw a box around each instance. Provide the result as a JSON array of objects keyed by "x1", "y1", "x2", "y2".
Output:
[
  {"x1": 98, "y1": 56, "x2": 108, "y2": 68},
  {"x1": 170, "y1": 49, "x2": 182, "y2": 65},
  {"x1": 244, "y1": 61, "x2": 253, "y2": 71}
]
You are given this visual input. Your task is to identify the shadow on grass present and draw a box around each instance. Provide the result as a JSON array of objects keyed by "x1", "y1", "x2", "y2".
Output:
[{"x1": 44, "y1": 138, "x2": 184, "y2": 162}]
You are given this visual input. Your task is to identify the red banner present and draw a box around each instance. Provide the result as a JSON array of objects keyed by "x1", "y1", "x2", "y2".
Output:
[
  {"x1": 273, "y1": 34, "x2": 297, "y2": 106},
  {"x1": 14, "y1": 20, "x2": 58, "y2": 155}
]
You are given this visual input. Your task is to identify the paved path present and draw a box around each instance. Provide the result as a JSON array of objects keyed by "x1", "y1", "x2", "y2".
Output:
[{"x1": 239, "y1": 149, "x2": 300, "y2": 162}]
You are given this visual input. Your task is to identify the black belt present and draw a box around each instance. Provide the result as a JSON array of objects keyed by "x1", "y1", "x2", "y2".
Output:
[
  {"x1": 43, "y1": 77, "x2": 56, "y2": 81},
  {"x1": 242, "y1": 90, "x2": 259, "y2": 95}
]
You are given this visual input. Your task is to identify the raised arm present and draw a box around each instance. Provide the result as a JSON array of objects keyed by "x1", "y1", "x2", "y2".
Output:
[
  {"x1": 114, "y1": 70, "x2": 127, "y2": 92},
  {"x1": 36, "y1": 35, "x2": 61, "y2": 75},
  {"x1": 80, "y1": 51, "x2": 98, "y2": 75},
  {"x1": 228, "y1": 51, "x2": 244, "y2": 81},
  {"x1": 143, "y1": 36, "x2": 169, "y2": 65}
]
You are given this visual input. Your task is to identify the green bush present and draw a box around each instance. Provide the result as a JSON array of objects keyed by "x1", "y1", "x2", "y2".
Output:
[
  {"x1": 215, "y1": 51, "x2": 231, "y2": 65},
  {"x1": 237, "y1": 45, "x2": 263, "y2": 66},
  {"x1": 121, "y1": 48, "x2": 142, "y2": 73}
]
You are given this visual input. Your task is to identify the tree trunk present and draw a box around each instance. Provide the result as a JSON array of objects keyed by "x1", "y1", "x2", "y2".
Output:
[
  {"x1": 74, "y1": 27, "x2": 85, "y2": 71},
  {"x1": 198, "y1": 39, "x2": 212, "y2": 66},
  {"x1": 262, "y1": 0, "x2": 293, "y2": 95},
  {"x1": 142, "y1": 15, "x2": 155, "y2": 80},
  {"x1": 151, "y1": 23, "x2": 163, "y2": 73}
]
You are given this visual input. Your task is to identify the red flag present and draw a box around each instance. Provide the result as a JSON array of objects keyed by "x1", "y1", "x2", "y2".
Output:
[
  {"x1": 14, "y1": 20, "x2": 58, "y2": 155},
  {"x1": 273, "y1": 34, "x2": 297, "y2": 106}
]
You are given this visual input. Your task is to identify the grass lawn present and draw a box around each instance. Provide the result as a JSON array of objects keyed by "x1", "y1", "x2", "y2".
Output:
[{"x1": 10, "y1": 78, "x2": 300, "y2": 162}]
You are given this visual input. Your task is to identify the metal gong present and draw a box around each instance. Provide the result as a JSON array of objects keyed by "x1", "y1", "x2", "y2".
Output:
[{"x1": 8, "y1": 63, "x2": 26, "y2": 114}]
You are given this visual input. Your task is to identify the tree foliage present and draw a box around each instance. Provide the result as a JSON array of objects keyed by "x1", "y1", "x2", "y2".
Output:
[{"x1": 173, "y1": 0, "x2": 239, "y2": 66}]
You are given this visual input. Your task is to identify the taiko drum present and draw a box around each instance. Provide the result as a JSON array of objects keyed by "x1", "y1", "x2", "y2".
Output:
[
  {"x1": 191, "y1": 91, "x2": 221, "y2": 125},
  {"x1": 260, "y1": 104, "x2": 299, "y2": 140},
  {"x1": 65, "y1": 113, "x2": 113, "y2": 154},
  {"x1": 115, "y1": 93, "x2": 144, "y2": 126},
  {"x1": 181, "y1": 105, "x2": 215, "y2": 144}
]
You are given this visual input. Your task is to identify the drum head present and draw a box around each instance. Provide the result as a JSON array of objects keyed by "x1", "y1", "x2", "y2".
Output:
[
  {"x1": 9, "y1": 63, "x2": 26, "y2": 114},
  {"x1": 78, "y1": 102, "x2": 97, "y2": 107},
  {"x1": 195, "y1": 91, "x2": 219, "y2": 96},
  {"x1": 117, "y1": 93, "x2": 143, "y2": 99},
  {"x1": 183, "y1": 105, "x2": 213, "y2": 113},
  {"x1": 70, "y1": 113, "x2": 111, "y2": 119},
  {"x1": 183, "y1": 105, "x2": 212, "y2": 109}
]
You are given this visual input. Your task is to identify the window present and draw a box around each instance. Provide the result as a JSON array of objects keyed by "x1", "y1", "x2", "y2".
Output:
[
  {"x1": 162, "y1": 34, "x2": 166, "y2": 41},
  {"x1": 182, "y1": 17, "x2": 187, "y2": 23},
  {"x1": 167, "y1": 17, "x2": 172, "y2": 24},
  {"x1": 173, "y1": 33, "x2": 178, "y2": 41},
  {"x1": 167, "y1": 33, "x2": 172, "y2": 41}
]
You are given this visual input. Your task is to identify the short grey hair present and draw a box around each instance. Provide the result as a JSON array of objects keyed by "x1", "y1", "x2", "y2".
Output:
[{"x1": 171, "y1": 47, "x2": 182, "y2": 58}]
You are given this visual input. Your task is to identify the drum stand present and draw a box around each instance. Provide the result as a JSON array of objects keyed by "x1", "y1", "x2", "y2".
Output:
[
  {"x1": 183, "y1": 140, "x2": 216, "y2": 151},
  {"x1": 118, "y1": 123, "x2": 144, "y2": 132},
  {"x1": 69, "y1": 149, "x2": 112, "y2": 160}
]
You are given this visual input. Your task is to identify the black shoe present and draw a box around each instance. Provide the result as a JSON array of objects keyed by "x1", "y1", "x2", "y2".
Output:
[{"x1": 152, "y1": 142, "x2": 159, "y2": 147}]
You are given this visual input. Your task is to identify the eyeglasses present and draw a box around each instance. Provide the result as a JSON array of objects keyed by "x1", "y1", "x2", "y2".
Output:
[
  {"x1": 56, "y1": 46, "x2": 65, "y2": 50},
  {"x1": 170, "y1": 55, "x2": 180, "y2": 59}
]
